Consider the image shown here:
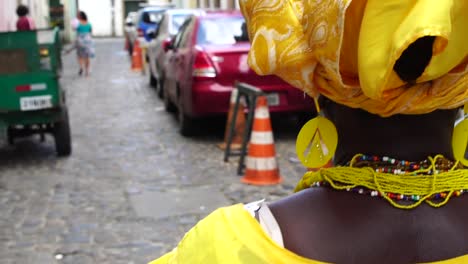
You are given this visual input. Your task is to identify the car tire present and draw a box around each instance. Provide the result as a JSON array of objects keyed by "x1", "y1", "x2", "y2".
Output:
[
  {"x1": 156, "y1": 76, "x2": 164, "y2": 99},
  {"x1": 163, "y1": 81, "x2": 176, "y2": 113},
  {"x1": 178, "y1": 98, "x2": 195, "y2": 137},
  {"x1": 54, "y1": 108, "x2": 72, "y2": 157},
  {"x1": 149, "y1": 70, "x2": 157, "y2": 88}
]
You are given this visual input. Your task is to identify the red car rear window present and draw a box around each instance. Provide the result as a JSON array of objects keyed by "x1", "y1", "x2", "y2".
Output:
[{"x1": 197, "y1": 17, "x2": 248, "y2": 45}]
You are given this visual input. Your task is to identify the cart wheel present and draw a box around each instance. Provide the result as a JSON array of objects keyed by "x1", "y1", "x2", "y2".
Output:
[
  {"x1": 7, "y1": 127, "x2": 14, "y2": 145},
  {"x1": 54, "y1": 109, "x2": 72, "y2": 157}
]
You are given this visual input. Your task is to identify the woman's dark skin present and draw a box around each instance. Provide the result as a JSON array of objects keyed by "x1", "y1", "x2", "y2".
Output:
[{"x1": 269, "y1": 103, "x2": 468, "y2": 263}]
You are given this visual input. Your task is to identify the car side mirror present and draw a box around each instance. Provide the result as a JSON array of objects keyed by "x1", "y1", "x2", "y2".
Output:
[{"x1": 163, "y1": 38, "x2": 173, "y2": 52}]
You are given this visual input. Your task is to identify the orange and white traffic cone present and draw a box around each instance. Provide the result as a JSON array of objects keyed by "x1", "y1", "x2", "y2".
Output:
[
  {"x1": 242, "y1": 96, "x2": 282, "y2": 185},
  {"x1": 131, "y1": 39, "x2": 143, "y2": 72},
  {"x1": 218, "y1": 88, "x2": 246, "y2": 150}
]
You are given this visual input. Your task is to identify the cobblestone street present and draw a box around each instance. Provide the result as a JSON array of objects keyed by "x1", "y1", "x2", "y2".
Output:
[{"x1": 0, "y1": 39, "x2": 307, "y2": 263}]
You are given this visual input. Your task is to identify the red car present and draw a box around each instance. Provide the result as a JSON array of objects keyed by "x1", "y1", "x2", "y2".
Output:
[{"x1": 163, "y1": 10, "x2": 314, "y2": 136}]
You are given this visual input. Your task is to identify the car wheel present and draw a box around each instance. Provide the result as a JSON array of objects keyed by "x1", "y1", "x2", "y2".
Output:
[
  {"x1": 163, "y1": 81, "x2": 176, "y2": 113},
  {"x1": 156, "y1": 76, "x2": 164, "y2": 99},
  {"x1": 178, "y1": 98, "x2": 195, "y2": 137},
  {"x1": 53, "y1": 108, "x2": 72, "y2": 157},
  {"x1": 149, "y1": 70, "x2": 157, "y2": 88}
]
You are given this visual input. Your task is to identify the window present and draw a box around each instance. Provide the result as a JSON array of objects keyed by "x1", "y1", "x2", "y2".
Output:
[
  {"x1": 197, "y1": 17, "x2": 247, "y2": 45},
  {"x1": 170, "y1": 14, "x2": 191, "y2": 35},
  {"x1": 142, "y1": 11, "x2": 164, "y2": 24},
  {"x1": 173, "y1": 19, "x2": 190, "y2": 48},
  {"x1": 156, "y1": 14, "x2": 168, "y2": 36},
  {"x1": 179, "y1": 19, "x2": 195, "y2": 48}
]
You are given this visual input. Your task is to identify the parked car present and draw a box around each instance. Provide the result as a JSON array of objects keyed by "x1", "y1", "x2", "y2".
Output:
[
  {"x1": 162, "y1": 11, "x2": 315, "y2": 136},
  {"x1": 127, "y1": 6, "x2": 169, "y2": 47},
  {"x1": 146, "y1": 9, "x2": 203, "y2": 97}
]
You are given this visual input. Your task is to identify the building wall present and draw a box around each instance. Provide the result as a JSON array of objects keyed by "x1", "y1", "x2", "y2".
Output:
[
  {"x1": 75, "y1": 0, "x2": 238, "y2": 37},
  {"x1": 178, "y1": 0, "x2": 238, "y2": 9},
  {"x1": 0, "y1": 0, "x2": 50, "y2": 32},
  {"x1": 62, "y1": 0, "x2": 79, "y2": 42},
  {"x1": 79, "y1": 0, "x2": 113, "y2": 36}
]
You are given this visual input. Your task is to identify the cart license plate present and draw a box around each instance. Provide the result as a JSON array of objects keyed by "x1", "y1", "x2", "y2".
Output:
[
  {"x1": 266, "y1": 93, "x2": 280, "y2": 106},
  {"x1": 20, "y1": 95, "x2": 52, "y2": 111}
]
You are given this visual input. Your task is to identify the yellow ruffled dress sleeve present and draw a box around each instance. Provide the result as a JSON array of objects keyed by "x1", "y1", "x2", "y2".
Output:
[{"x1": 148, "y1": 204, "x2": 328, "y2": 264}]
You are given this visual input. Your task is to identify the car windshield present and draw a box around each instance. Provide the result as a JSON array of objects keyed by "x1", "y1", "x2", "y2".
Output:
[
  {"x1": 171, "y1": 14, "x2": 190, "y2": 34},
  {"x1": 142, "y1": 11, "x2": 163, "y2": 24},
  {"x1": 197, "y1": 17, "x2": 248, "y2": 45}
]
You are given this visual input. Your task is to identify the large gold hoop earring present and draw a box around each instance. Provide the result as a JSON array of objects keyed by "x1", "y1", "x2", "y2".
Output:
[
  {"x1": 453, "y1": 105, "x2": 468, "y2": 166},
  {"x1": 296, "y1": 97, "x2": 338, "y2": 168}
]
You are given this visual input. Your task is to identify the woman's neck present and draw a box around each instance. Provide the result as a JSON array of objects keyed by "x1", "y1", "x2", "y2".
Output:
[{"x1": 322, "y1": 100, "x2": 459, "y2": 165}]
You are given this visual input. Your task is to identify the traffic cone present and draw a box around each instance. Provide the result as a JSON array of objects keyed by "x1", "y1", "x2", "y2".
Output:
[
  {"x1": 131, "y1": 39, "x2": 143, "y2": 72},
  {"x1": 218, "y1": 88, "x2": 246, "y2": 150},
  {"x1": 241, "y1": 96, "x2": 282, "y2": 185}
]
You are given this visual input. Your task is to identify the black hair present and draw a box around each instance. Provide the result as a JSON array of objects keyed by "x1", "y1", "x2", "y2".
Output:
[
  {"x1": 16, "y1": 5, "x2": 29, "y2": 17},
  {"x1": 79, "y1": 11, "x2": 88, "y2": 22}
]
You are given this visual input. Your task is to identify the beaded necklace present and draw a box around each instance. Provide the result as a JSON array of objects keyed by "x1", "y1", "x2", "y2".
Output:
[{"x1": 295, "y1": 154, "x2": 468, "y2": 209}]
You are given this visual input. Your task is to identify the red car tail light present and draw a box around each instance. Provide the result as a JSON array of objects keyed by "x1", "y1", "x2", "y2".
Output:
[
  {"x1": 192, "y1": 51, "x2": 216, "y2": 79},
  {"x1": 137, "y1": 28, "x2": 144, "y2": 37}
]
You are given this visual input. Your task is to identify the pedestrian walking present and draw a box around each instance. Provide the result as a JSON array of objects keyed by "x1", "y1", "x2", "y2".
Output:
[
  {"x1": 150, "y1": 0, "x2": 468, "y2": 263},
  {"x1": 75, "y1": 11, "x2": 94, "y2": 77},
  {"x1": 16, "y1": 4, "x2": 35, "y2": 31}
]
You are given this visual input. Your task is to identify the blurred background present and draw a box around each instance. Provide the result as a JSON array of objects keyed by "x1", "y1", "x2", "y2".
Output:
[{"x1": 0, "y1": 0, "x2": 316, "y2": 263}]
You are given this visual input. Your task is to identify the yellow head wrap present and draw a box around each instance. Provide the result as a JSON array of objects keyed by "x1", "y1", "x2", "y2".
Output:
[{"x1": 239, "y1": 0, "x2": 468, "y2": 116}]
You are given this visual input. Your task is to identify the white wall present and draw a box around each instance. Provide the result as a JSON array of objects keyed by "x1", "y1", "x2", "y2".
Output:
[
  {"x1": 115, "y1": 0, "x2": 124, "y2": 36},
  {"x1": 0, "y1": 0, "x2": 18, "y2": 32},
  {"x1": 24, "y1": 0, "x2": 49, "y2": 29},
  {"x1": 79, "y1": 0, "x2": 113, "y2": 36},
  {"x1": 78, "y1": 0, "x2": 126, "y2": 37},
  {"x1": 0, "y1": 0, "x2": 49, "y2": 32}
]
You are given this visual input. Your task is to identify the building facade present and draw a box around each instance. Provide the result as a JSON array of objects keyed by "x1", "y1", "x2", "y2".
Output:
[
  {"x1": 75, "y1": 0, "x2": 239, "y2": 37},
  {"x1": 0, "y1": 0, "x2": 50, "y2": 32}
]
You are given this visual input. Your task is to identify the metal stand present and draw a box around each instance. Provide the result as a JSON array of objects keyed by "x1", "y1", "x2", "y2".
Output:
[{"x1": 224, "y1": 82, "x2": 265, "y2": 175}]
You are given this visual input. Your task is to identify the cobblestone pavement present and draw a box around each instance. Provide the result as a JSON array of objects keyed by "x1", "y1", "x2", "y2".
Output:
[{"x1": 0, "y1": 39, "x2": 307, "y2": 263}]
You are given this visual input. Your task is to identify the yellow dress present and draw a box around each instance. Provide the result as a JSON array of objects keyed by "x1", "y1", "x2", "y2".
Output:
[
  {"x1": 239, "y1": 0, "x2": 467, "y2": 116},
  {"x1": 150, "y1": 204, "x2": 468, "y2": 263}
]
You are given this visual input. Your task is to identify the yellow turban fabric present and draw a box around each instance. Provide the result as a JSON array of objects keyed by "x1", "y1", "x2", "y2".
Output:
[{"x1": 239, "y1": 0, "x2": 468, "y2": 116}]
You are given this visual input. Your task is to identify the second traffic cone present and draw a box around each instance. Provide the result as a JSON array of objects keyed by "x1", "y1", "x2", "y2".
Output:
[
  {"x1": 218, "y1": 88, "x2": 246, "y2": 150},
  {"x1": 131, "y1": 39, "x2": 143, "y2": 72},
  {"x1": 242, "y1": 96, "x2": 282, "y2": 185}
]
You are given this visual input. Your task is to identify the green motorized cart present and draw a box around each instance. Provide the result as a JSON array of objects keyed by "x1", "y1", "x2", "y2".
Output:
[{"x1": 0, "y1": 28, "x2": 71, "y2": 156}]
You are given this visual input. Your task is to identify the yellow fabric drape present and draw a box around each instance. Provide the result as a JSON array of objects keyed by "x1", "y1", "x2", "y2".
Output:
[
  {"x1": 149, "y1": 204, "x2": 468, "y2": 263},
  {"x1": 149, "y1": 204, "x2": 327, "y2": 264},
  {"x1": 239, "y1": 0, "x2": 467, "y2": 116}
]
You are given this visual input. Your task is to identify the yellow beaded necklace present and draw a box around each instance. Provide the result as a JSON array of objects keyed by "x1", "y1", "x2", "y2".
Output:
[{"x1": 295, "y1": 154, "x2": 468, "y2": 209}]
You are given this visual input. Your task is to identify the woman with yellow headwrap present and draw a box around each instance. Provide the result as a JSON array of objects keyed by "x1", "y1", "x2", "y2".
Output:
[{"x1": 150, "y1": 0, "x2": 468, "y2": 263}]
